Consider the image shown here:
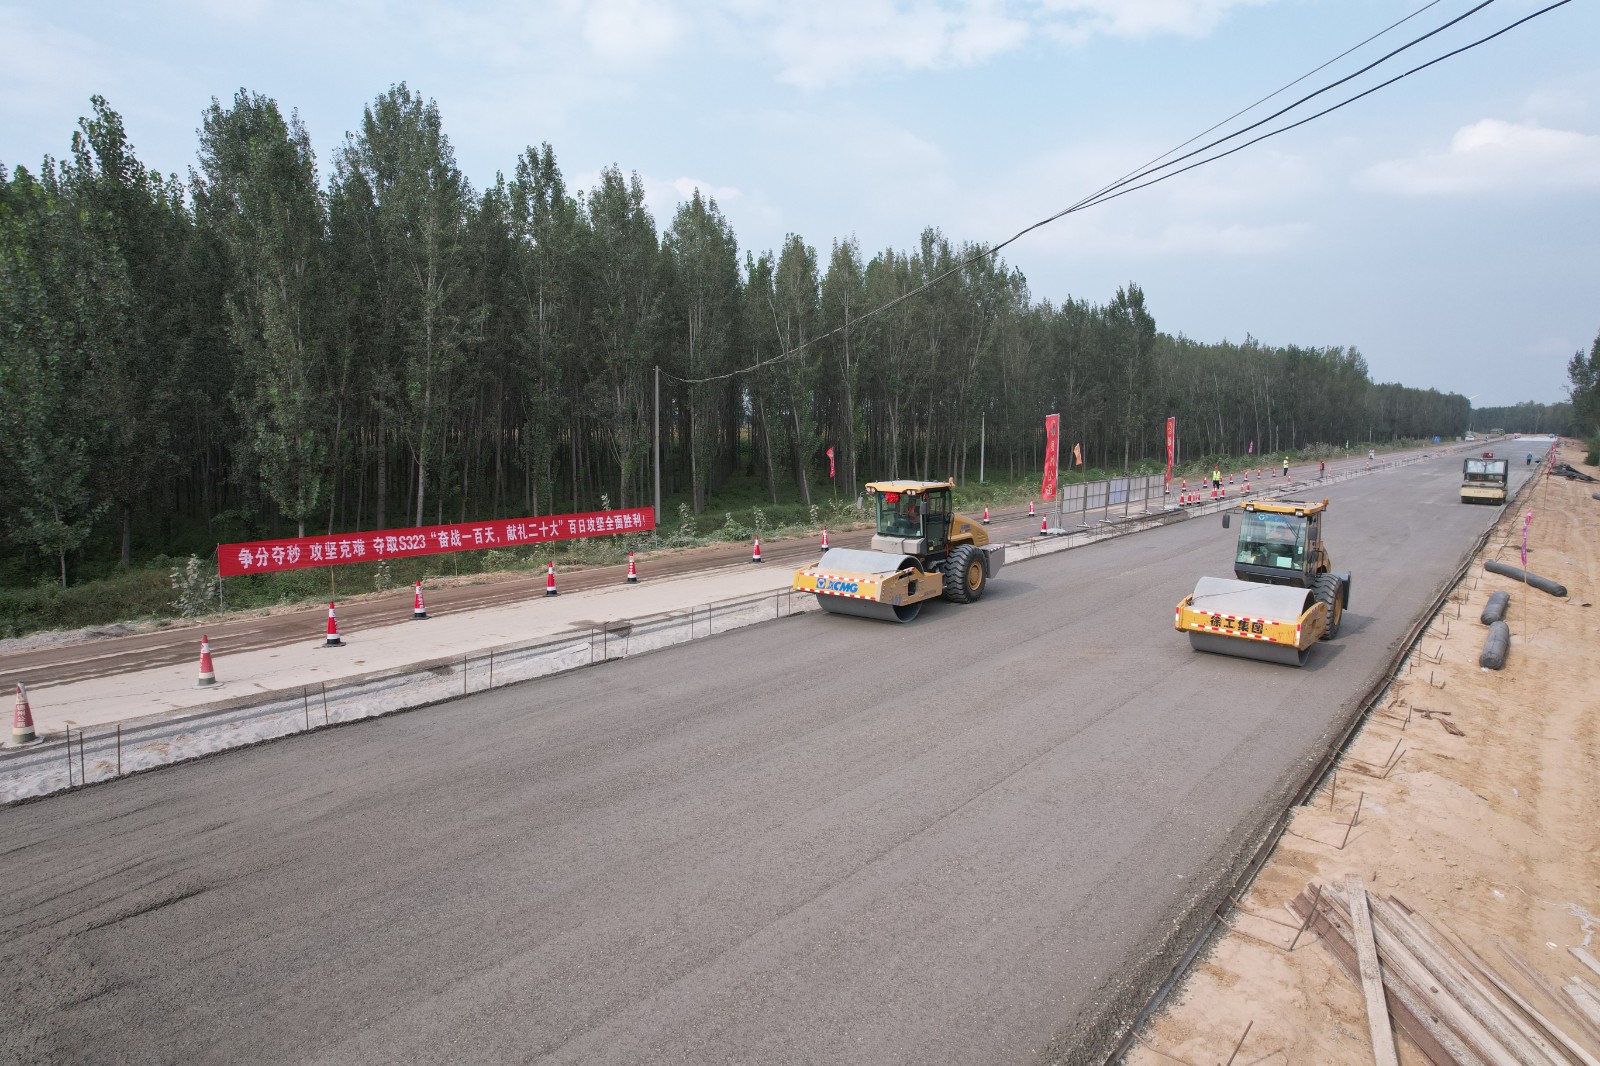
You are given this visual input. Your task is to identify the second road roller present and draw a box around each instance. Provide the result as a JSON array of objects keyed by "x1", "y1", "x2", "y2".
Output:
[
  {"x1": 1174, "y1": 498, "x2": 1351, "y2": 666},
  {"x1": 793, "y1": 479, "x2": 1004, "y2": 623}
]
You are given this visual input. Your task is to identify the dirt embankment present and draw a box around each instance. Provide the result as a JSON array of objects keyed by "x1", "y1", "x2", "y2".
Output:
[{"x1": 1128, "y1": 443, "x2": 1600, "y2": 1065}]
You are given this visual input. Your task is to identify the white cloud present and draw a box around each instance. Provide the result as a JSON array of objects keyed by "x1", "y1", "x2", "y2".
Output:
[
  {"x1": 764, "y1": 0, "x2": 1028, "y2": 89},
  {"x1": 1006, "y1": 201, "x2": 1309, "y2": 257},
  {"x1": 950, "y1": 136, "x2": 1319, "y2": 265},
  {"x1": 0, "y1": 7, "x2": 204, "y2": 176},
  {"x1": 582, "y1": 0, "x2": 684, "y2": 64},
  {"x1": 1360, "y1": 119, "x2": 1600, "y2": 196},
  {"x1": 1137, "y1": 219, "x2": 1309, "y2": 254},
  {"x1": 667, "y1": 175, "x2": 741, "y2": 202},
  {"x1": 1036, "y1": 0, "x2": 1269, "y2": 43},
  {"x1": 740, "y1": 0, "x2": 1265, "y2": 89},
  {"x1": 0, "y1": 9, "x2": 118, "y2": 121},
  {"x1": 635, "y1": 174, "x2": 744, "y2": 220}
]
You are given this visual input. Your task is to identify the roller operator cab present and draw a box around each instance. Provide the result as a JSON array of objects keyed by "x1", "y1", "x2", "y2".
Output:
[
  {"x1": 792, "y1": 479, "x2": 1005, "y2": 623},
  {"x1": 1174, "y1": 499, "x2": 1352, "y2": 667}
]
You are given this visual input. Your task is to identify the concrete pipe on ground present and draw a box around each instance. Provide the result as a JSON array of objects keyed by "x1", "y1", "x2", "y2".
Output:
[
  {"x1": 1484, "y1": 561, "x2": 1568, "y2": 598},
  {"x1": 1479, "y1": 620, "x2": 1511, "y2": 670},
  {"x1": 1479, "y1": 590, "x2": 1510, "y2": 624}
]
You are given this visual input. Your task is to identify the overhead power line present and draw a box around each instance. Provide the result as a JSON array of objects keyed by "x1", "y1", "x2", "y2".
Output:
[
  {"x1": 1075, "y1": 0, "x2": 1574, "y2": 215},
  {"x1": 668, "y1": 0, "x2": 1571, "y2": 386}
]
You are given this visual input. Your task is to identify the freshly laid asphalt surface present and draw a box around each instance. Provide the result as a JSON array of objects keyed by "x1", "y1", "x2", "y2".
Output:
[{"x1": 0, "y1": 454, "x2": 1533, "y2": 1065}]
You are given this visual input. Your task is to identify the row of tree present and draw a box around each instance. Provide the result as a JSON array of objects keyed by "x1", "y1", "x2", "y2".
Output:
[
  {"x1": 1469, "y1": 401, "x2": 1575, "y2": 435},
  {"x1": 3, "y1": 87, "x2": 1486, "y2": 586}
]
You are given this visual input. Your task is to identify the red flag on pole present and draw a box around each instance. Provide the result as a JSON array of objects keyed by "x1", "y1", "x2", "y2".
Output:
[
  {"x1": 1072, "y1": 442, "x2": 1083, "y2": 467},
  {"x1": 1248, "y1": 440, "x2": 1255, "y2": 454},
  {"x1": 1042, "y1": 414, "x2": 1061, "y2": 501},
  {"x1": 826, "y1": 446, "x2": 835, "y2": 478},
  {"x1": 1165, "y1": 417, "x2": 1175, "y2": 490},
  {"x1": 1522, "y1": 510, "x2": 1532, "y2": 568}
]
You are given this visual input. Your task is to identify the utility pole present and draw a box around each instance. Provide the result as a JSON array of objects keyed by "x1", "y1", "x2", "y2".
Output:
[{"x1": 979, "y1": 412, "x2": 986, "y2": 484}]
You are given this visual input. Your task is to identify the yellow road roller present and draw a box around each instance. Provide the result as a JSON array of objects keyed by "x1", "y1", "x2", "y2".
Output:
[
  {"x1": 1174, "y1": 499, "x2": 1351, "y2": 666},
  {"x1": 793, "y1": 479, "x2": 1004, "y2": 622}
]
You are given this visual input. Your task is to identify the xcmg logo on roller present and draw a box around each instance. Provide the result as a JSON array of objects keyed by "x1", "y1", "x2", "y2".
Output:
[{"x1": 816, "y1": 576, "x2": 862, "y2": 593}]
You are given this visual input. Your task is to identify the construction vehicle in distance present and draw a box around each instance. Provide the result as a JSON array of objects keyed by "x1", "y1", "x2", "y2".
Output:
[
  {"x1": 1174, "y1": 499, "x2": 1351, "y2": 667},
  {"x1": 1460, "y1": 457, "x2": 1508, "y2": 504},
  {"x1": 793, "y1": 479, "x2": 1004, "y2": 623}
]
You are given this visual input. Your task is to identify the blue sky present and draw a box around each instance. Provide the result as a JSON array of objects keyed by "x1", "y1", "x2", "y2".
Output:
[{"x1": 4, "y1": 0, "x2": 1597, "y2": 407}]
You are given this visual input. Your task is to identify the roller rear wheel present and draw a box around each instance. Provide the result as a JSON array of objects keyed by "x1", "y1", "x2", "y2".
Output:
[
  {"x1": 1312, "y1": 573, "x2": 1344, "y2": 640},
  {"x1": 943, "y1": 545, "x2": 985, "y2": 604}
]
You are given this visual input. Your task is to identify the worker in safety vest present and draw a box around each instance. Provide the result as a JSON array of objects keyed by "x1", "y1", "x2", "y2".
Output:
[
  {"x1": 1281, "y1": 455, "x2": 1290, "y2": 477},
  {"x1": 1211, "y1": 466, "x2": 1221, "y2": 490}
]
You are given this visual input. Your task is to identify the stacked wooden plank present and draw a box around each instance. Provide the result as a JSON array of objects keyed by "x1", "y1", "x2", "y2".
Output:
[{"x1": 1290, "y1": 881, "x2": 1600, "y2": 1065}]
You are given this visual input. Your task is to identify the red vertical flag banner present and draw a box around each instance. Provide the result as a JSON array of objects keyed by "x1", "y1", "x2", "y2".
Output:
[
  {"x1": 1522, "y1": 510, "x2": 1532, "y2": 568},
  {"x1": 826, "y1": 446, "x2": 836, "y2": 478},
  {"x1": 1042, "y1": 414, "x2": 1061, "y2": 501},
  {"x1": 1164, "y1": 416, "x2": 1176, "y2": 490}
]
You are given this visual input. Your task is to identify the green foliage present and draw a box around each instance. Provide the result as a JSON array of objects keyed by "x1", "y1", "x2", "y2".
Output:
[
  {"x1": 195, "y1": 89, "x2": 332, "y2": 533},
  {"x1": 1568, "y1": 329, "x2": 1600, "y2": 435},
  {"x1": 0, "y1": 568, "x2": 172, "y2": 639},
  {"x1": 1469, "y1": 400, "x2": 1574, "y2": 436},
  {"x1": 169, "y1": 555, "x2": 220, "y2": 617}
]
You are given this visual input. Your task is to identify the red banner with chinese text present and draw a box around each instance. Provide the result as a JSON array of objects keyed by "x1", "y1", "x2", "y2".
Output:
[
  {"x1": 1042, "y1": 413, "x2": 1061, "y2": 501},
  {"x1": 218, "y1": 507, "x2": 656, "y2": 577}
]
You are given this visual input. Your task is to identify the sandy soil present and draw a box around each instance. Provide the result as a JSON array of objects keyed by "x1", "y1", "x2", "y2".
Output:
[{"x1": 1128, "y1": 442, "x2": 1600, "y2": 1065}]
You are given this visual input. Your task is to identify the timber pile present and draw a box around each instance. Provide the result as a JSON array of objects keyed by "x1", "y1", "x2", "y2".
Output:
[{"x1": 1290, "y1": 881, "x2": 1600, "y2": 1065}]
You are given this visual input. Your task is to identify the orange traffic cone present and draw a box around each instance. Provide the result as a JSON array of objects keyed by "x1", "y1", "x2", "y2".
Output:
[
  {"x1": 324, "y1": 603, "x2": 344, "y2": 647},
  {"x1": 751, "y1": 535, "x2": 763, "y2": 563},
  {"x1": 820, "y1": 526, "x2": 830, "y2": 551},
  {"x1": 1039, "y1": 516, "x2": 1048, "y2": 535},
  {"x1": 1228, "y1": 472, "x2": 1234, "y2": 484},
  {"x1": 1028, "y1": 500, "x2": 1035, "y2": 517},
  {"x1": 412, "y1": 581, "x2": 429, "y2": 620},
  {"x1": 982, "y1": 505, "x2": 990, "y2": 524},
  {"x1": 195, "y1": 635, "x2": 218, "y2": 687},
  {"x1": 11, "y1": 682, "x2": 37, "y2": 745},
  {"x1": 545, "y1": 562, "x2": 559, "y2": 596},
  {"x1": 626, "y1": 552, "x2": 638, "y2": 583}
]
